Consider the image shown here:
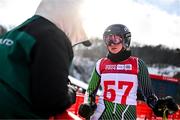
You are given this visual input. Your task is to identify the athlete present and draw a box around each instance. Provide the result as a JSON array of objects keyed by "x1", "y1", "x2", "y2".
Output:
[
  {"x1": 0, "y1": 0, "x2": 87, "y2": 119},
  {"x1": 78, "y1": 24, "x2": 178, "y2": 120}
]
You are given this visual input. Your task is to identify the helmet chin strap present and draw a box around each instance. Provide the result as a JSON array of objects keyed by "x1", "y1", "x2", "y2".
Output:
[
  {"x1": 119, "y1": 46, "x2": 127, "y2": 53},
  {"x1": 122, "y1": 46, "x2": 126, "y2": 51}
]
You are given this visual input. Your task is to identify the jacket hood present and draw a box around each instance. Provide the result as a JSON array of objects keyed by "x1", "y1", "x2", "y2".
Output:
[{"x1": 35, "y1": 0, "x2": 87, "y2": 46}]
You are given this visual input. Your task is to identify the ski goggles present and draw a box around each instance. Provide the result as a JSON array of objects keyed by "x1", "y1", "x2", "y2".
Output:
[{"x1": 103, "y1": 34, "x2": 123, "y2": 46}]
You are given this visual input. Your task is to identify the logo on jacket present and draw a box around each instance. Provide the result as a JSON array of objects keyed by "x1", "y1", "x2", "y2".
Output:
[{"x1": 0, "y1": 39, "x2": 14, "y2": 46}]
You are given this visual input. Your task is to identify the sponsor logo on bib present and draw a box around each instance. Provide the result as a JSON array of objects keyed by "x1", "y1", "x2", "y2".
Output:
[{"x1": 105, "y1": 64, "x2": 132, "y2": 70}]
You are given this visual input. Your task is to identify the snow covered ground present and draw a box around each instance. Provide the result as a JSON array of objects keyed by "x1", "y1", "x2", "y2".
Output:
[{"x1": 148, "y1": 65, "x2": 180, "y2": 77}]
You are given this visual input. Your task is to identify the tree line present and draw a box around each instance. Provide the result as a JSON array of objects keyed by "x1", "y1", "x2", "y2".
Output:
[
  {"x1": 75, "y1": 38, "x2": 180, "y2": 67},
  {"x1": 131, "y1": 45, "x2": 180, "y2": 67}
]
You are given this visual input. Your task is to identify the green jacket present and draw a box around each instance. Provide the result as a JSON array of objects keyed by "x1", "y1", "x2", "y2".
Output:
[{"x1": 0, "y1": 15, "x2": 74, "y2": 118}]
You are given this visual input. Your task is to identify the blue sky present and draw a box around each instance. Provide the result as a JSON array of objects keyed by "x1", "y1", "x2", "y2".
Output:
[
  {"x1": 134, "y1": 0, "x2": 180, "y2": 15},
  {"x1": 0, "y1": 0, "x2": 180, "y2": 49}
]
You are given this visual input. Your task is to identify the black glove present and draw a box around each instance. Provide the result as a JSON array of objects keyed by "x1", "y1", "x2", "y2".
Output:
[
  {"x1": 147, "y1": 94, "x2": 158, "y2": 109},
  {"x1": 152, "y1": 96, "x2": 179, "y2": 117},
  {"x1": 78, "y1": 103, "x2": 97, "y2": 119},
  {"x1": 67, "y1": 84, "x2": 76, "y2": 104}
]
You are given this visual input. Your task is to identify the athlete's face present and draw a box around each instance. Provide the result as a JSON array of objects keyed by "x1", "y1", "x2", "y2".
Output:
[{"x1": 104, "y1": 34, "x2": 123, "y2": 54}]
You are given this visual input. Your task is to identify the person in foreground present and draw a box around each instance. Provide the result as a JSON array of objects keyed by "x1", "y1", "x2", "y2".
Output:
[
  {"x1": 78, "y1": 24, "x2": 179, "y2": 120},
  {"x1": 0, "y1": 0, "x2": 87, "y2": 119}
]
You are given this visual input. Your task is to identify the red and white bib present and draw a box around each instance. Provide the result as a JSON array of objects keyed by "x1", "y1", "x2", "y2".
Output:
[{"x1": 96, "y1": 56, "x2": 139, "y2": 105}]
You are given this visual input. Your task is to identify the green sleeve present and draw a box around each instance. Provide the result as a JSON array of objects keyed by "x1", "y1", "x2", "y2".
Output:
[
  {"x1": 85, "y1": 67, "x2": 101, "y2": 103},
  {"x1": 138, "y1": 59, "x2": 155, "y2": 99}
]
